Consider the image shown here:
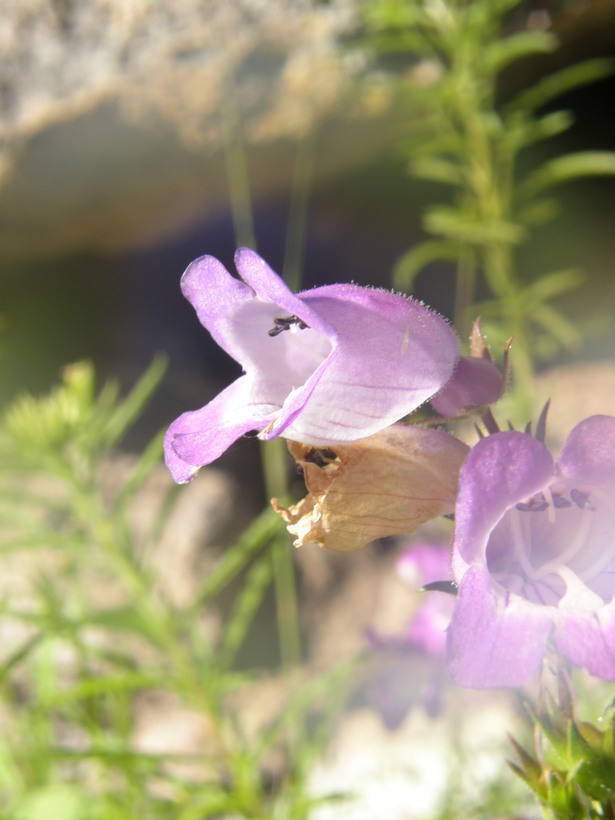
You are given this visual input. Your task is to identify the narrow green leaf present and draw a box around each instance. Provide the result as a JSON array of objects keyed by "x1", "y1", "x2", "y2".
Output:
[
  {"x1": 393, "y1": 240, "x2": 461, "y2": 289},
  {"x1": 409, "y1": 156, "x2": 464, "y2": 186},
  {"x1": 506, "y1": 58, "x2": 615, "y2": 113},
  {"x1": 362, "y1": 0, "x2": 424, "y2": 31},
  {"x1": 424, "y1": 207, "x2": 525, "y2": 245},
  {"x1": 194, "y1": 507, "x2": 285, "y2": 607},
  {"x1": 522, "y1": 269, "x2": 584, "y2": 305},
  {"x1": 531, "y1": 303, "x2": 582, "y2": 352},
  {"x1": 115, "y1": 428, "x2": 165, "y2": 509},
  {"x1": 516, "y1": 198, "x2": 559, "y2": 228},
  {"x1": 40, "y1": 672, "x2": 157, "y2": 707},
  {"x1": 0, "y1": 633, "x2": 45, "y2": 682},
  {"x1": 483, "y1": 30, "x2": 558, "y2": 75},
  {"x1": 100, "y1": 355, "x2": 168, "y2": 449},
  {"x1": 219, "y1": 552, "x2": 273, "y2": 669},
  {"x1": 519, "y1": 151, "x2": 615, "y2": 199},
  {"x1": 366, "y1": 31, "x2": 433, "y2": 55},
  {"x1": 504, "y1": 110, "x2": 574, "y2": 155},
  {"x1": 406, "y1": 129, "x2": 465, "y2": 158},
  {"x1": 508, "y1": 734, "x2": 544, "y2": 794}
]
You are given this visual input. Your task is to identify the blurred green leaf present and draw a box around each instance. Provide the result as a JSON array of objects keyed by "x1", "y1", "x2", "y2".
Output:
[
  {"x1": 362, "y1": 0, "x2": 424, "y2": 30},
  {"x1": 409, "y1": 156, "x2": 464, "y2": 186},
  {"x1": 522, "y1": 269, "x2": 584, "y2": 306},
  {"x1": 507, "y1": 734, "x2": 545, "y2": 799},
  {"x1": 504, "y1": 110, "x2": 574, "y2": 155},
  {"x1": 41, "y1": 673, "x2": 156, "y2": 707},
  {"x1": 519, "y1": 151, "x2": 615, "y2": 199},
  {"x1": 115, "y1": 429, "x2": 165, "y2": 509},
  {"x1": 424, "y1": 207, "x2": 525, "y2": 245},
  {"x1": 506, "y1": 58, "x2": 615, "y2": 114},
  {"x1": 531, "y1": 303, "x2": 583, "y2": 352},
  {"x1": 0, "y1": 634, "x2": 45, "y2": 683},
  {"x1": 483, "y1": 30, "x2": 558, "y2": 75},
  {"x1": 100, "y1": 355, "x2": 168, "y2": 450},
  {"x1": 516, "y1": 197, "x2": 559, "y2": 228},
  {"x1": 393, "y1": 239, "x2": 461, "y2": 289},
  {"x1": 219, "y1": 552, "x2": 273, "y2": 669},
  {"x1": 14, "y1": 784, "x2": 86, "y2": 820},
  {"x1": 194, "y1": 507, "x2": 285, "y2": 607}
]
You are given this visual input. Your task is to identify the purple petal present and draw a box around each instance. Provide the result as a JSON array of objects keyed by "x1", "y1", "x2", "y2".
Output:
[
  {"x1": 278, "y1": 285, "x2": 459, "y2": 443},
  {"x1": 180, "y1": 254, "x2": 256, "y2": 361},
  {"x1": 164, "y1": 378, "x2": 276, "y2": 483},
  {"x1": 181, "y1": 253, "x2": 333, "y2": 377},
  {"x1": 454, "y1": 432, "x2": 554, "y2": 566},
  {"x1": 446, "y1": 566, "x2": 553, "y2": 688},
  {"x1": 234, "y1": 248, "x2": 333, "y2": 336},
  {"x1": 406, "y1": 598, "x2": 452, "y2": 658},
  {"x1": 558, "y1": 415, "x2": 615, "y2": 488},
  {"x1": 556, "y1": 605, "x2": 615, "y2": 679},
  {"x1": 431, "y1": 356, "x2": 504, "y2": 417}
]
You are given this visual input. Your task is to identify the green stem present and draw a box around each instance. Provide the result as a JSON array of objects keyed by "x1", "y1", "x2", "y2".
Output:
[
  {"x1": 454, "y1": 245, "x2": 477, "y2": 340},
  {"x1": 261, "y1": 439, "x2": 302, "y2": 671},
  {"x1": 221, "y1": 75, "x2": 256, "y2": 250},
  {"x1": 282, "y1": 129, "x2": 317, "y2": 292}
]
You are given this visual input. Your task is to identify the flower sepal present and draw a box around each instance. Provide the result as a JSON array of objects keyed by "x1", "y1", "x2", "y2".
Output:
[{"x1": 509, "y1": 670, "x2": 615, "y2": 816}]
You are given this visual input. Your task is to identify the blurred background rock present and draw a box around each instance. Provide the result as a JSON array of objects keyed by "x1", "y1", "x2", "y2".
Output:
[{"x1": 1, "y1": 0, "x2": 614, "y2": 466}]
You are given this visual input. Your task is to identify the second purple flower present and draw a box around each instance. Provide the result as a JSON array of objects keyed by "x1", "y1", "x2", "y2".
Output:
[{"x1": 447, "y1": 415, "x2": 615, "y2": 688}]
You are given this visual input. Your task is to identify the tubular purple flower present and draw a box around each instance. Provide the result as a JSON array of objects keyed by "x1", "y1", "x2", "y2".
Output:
[
  {"x1": 165, "y1": 248, "x2": 459, "y2": 482},
  {"x1": 447, "y1": 415, "x2": 615, "y2": 688},
  {"x1": 365, "y1": 543, "x2": 455, "y2": 726}
]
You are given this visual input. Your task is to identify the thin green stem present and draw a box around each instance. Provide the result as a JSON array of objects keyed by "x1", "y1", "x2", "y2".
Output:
[
  {"x1": 454, "y1": 245, "x2": 477, "y2": 340},
  {"x1": 221, "y1": 75, "x2": 256, "y2": 250},
  {"x1": 282, "y1": 129, "x2": 317, "y2": 292},
  {"x1": 271, "y1": 533, "x2": 302, "y2": 671},
  {"x1": 261, "y1": 440, "x2": 302, "y2": 670}
]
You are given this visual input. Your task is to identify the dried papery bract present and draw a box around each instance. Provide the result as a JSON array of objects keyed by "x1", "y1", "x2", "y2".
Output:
[{"x1": 272, "y1": 425, "x2": 469, "y2": 552}]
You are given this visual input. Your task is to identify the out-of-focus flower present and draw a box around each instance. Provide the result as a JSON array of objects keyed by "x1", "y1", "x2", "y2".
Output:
[
  {"x1": 431, "y1": 318, "x2": 509, "y2": 418},
  {"x1": 164, "y1": 248, "x2": 459, "y2": 483},
  {"x1": 396, "y1": 545, "x2": 456, "y2": 659},
  {"x1": 447, "y1": 415, "x2": 615, "y2": 688},
  {"x1": 365, "y1": 543, "x2": 456, "y2": 727},
  {"x1": 273, "y1": 425, "x2": 469, "y2": 552}
]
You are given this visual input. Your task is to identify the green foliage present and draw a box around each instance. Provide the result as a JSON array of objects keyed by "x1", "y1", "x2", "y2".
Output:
[
  {"x1": 509, "y1": 672, "x2": 615, "y2": 818},
  {"x1": 0, "y1": 363, "x2": 354, "y2": 817},
  {"x1": 364, "y1": 0, "x2": 615, "y2": 402}
]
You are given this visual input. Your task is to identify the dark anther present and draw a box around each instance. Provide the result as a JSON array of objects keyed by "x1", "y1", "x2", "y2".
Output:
[
  {"x1": 571, "y1": 488, "x2": 594, "y2": 510},
  {"x1": 304, "y1": 447, "x2": 337, "y2": 467},
  {"x1": 421, "y1": 580, "x2": 458, "y2": 596},
  {"x1": 268, "y1": 315, "x2": 309, "y2": 337},
  {"x1": 552, "y1": 493, "x2": 572, "y2": 509},
  {"x1": 516, "y1": 494, "x2": 548, "y2": 512}
]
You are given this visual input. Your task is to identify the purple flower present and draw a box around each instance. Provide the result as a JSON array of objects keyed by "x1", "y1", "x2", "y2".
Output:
[
  {"x1": 365, "y1": 543, "x2": 455, "y2": 726},
  {"x1": 447, "y1": 415, "x2": 615, "y2": 688},
  {"x1": 396, "y1": 544, "x2": 456, "y2": 659},
  {"x1": 165, "y1": 248, "x2": 459, "y2": 483}
]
